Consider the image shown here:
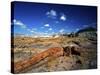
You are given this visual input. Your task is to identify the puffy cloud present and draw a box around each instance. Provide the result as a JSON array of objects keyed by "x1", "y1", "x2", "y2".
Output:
[
  {"x1": 44, "y1": 24, "x2": 50, "y2": 27},
  {"x1": 13, "y1": 19, "x2": 17, "y2": 23},
  {"x1": 59, "y1": 29, "x2": 65, "y2": 33},
  {"x1": 41, "y1": 26, "x2": 44, "y2": 29},
  {"x1": 21, "y1": 25, "x2": 26, "y2": 28},
  {"x1": 46, "y1": 9, "x2": 57, "y2": 18},
  {"x1": 46, "y1": 10, "x2": 67, "y2": 22},
  {"x1": 12, "y1": 19, "x2": 41, "y2": 35},
  {"x1": 30, "y1": 30, "x2": 34, "y2": 33},
  {"x1": 49, "y1": 28, "x2": 52, "y2": 31},
  {"x1": 51, "y1": 31, "x2": 55, "y2": 35},
  {"x1": 12, "y1": 19, "x2": 26, "y2": 28},
  {"x1": 27, "y1": 28, "x2": 37, "y2": 33},
  {"x1": 46, "y1": 9, "x2": 57, "y2": 16},
  {"x1": 60, "y1": 14, "x2": 66, "y2": 21},
  {"x1": 76, "y1": 28, "x2": 79, "y2": 31},
  {"x1": 44, "y1": 33, "x2": 48, "y2": 34}
]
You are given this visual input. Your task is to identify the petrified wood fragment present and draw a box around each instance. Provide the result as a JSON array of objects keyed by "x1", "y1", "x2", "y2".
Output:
[{"x1": 14, "y1": 47, "x2": 63, "y2": 73}]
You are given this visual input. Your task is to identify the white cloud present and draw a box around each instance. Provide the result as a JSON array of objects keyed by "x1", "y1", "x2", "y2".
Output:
[
  {"x1": 60, "y1": 14, "x2": 66, "y2": 21},
  {"x1": 76, "y1": 28, "x2": 79, "y2": 31},
  {"x1": 13, "y1": 19, "x2": 17, "y2": 23},
  {"x1": 46, "y1": 9, "x2": 57, "y2": 16},
  {"x1": 30, "y1": 30, "x2": 34, "y2": 33},
  {"x1": 12, "y1": 19, "x2": 41, "y2": 35},
  {"x1": 44, "y1": 33, "x2": 48, "y2": 34},
  {"x1": 51, "y1": 31, "x2": 55, "y2": 35},
  {"x1": 44, "y1": 24, "x2": 50, "y2": 27},
  {"x1": 12, "y1": 19, "x2": 26, "y2": 28},
  {"x1": 41, "y1": 26, "x2": 44, "y2": 29},
  {"x1": 21, "y1": 25, "x2": 26, "y2": 28},
  {"x1": 49, "y1": 28, "x2": 52, "y2": 31},
  {"x1": 59, "y1": 29, "x2": 65, "y2": 33},
  {"x1": 46, "y1": 9, "x2": 57, "y2": 19},
  {"x1": 27, "y1": 28, "x2": 37, "y2": 33}
]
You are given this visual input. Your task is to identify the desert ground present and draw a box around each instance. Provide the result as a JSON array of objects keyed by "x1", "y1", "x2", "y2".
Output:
[{"x1": 11, "y1": 35, "x2": 97, "y2": 73}]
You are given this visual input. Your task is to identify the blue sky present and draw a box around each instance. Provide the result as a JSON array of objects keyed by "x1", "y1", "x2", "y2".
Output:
[{"x1": 11, "y1": 1, "x2": 97, "y2": 36}]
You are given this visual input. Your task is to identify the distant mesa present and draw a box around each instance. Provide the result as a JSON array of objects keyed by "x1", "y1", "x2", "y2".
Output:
[{"x1": 76, "y1": 27, "x2": 97, "y2": 34}]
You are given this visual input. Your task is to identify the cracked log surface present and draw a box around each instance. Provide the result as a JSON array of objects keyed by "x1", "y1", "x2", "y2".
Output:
[{"x1": 14, "y1": 47, "x2": 63, "y2": 73}]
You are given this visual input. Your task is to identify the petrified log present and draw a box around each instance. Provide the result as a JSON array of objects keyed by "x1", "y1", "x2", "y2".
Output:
[{"x1": 14, "y1": 47, "x2": 63, "y2": 73}]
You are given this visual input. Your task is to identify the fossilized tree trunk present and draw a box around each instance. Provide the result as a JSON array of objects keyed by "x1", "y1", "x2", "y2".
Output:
[{"x1": 14, "y1": 47, "x2": 63, "y2": 73}]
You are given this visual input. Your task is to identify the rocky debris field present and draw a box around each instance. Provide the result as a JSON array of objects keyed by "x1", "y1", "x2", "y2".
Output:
[{"x1": 11, "y1": 36, "x2": 97, "y2": 73}]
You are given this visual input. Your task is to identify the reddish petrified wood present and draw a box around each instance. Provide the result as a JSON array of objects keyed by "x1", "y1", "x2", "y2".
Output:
[{"x1": 14, "y1": 47, "x2": 63, "y2": 73}]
